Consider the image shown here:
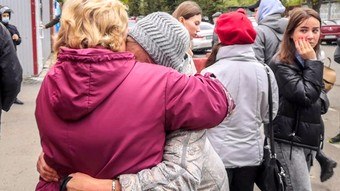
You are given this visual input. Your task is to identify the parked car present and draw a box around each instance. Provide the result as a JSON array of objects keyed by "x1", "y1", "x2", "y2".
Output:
[
  {"x1": 128, "y1": 19, "x2": 136, "y2": 31},
  {"x1": 320, "y1": 19, "x2": 340, "y2": 45},
  {"x1": 192, "y1": 22, "x2": 214, "y2": 52}
]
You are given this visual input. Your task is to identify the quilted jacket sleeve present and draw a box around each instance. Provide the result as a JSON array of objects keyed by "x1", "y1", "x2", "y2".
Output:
[
  {"x1": 118, "y1": 130, "x2": 206, "y2": 191},
  {"x1": 118, "y1": 130, "x2": 228, "y2": 191}
]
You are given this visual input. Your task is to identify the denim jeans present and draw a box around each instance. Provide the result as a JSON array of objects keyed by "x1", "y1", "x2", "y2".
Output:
[{"x1": 274, "y1": 142, "x2": 312, "y2": 191}]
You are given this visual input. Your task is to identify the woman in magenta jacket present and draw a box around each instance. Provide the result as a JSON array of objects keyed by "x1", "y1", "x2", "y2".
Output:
[{"x1": 35, "y1": 0, "x2": 233, "y2": 190}]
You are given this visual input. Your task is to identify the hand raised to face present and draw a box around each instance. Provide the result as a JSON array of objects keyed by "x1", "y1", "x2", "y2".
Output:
[{"x1": 295, "y1": 37, "x2": 317, "y2": 61}]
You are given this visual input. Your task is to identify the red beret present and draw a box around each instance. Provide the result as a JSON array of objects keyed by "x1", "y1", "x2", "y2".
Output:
[{"x1": 215, "y1": 9, "x2": 257, "y2": 45}]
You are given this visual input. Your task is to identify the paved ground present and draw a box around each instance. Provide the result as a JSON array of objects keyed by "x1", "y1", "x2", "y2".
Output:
[{"x1": 0, "y1": 45, "x2": 339, "y2": 190}]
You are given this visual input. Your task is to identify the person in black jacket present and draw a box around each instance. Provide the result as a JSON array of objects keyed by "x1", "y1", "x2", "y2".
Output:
[
  {"x1": 329, "y1": 38, "x2": 340, "y2": 143},
  {"x1": 334, "y1": 38, "x2": 340, "y2": 65},
  {"x1": 0, "y1": 6, "x2": 21, "y2": 50},
  {"x1": 0, "y1": 22, "x2": 23, "y2": 129},
  {"x1": 211, "y1": 11, "x2": 221, "y2": 48},
  {"x1": 269, "y1": 8, "x2": 325, "y2": 190},
  {"x1": 0, "y1": 6, "x2": 24, "y2": 105}
]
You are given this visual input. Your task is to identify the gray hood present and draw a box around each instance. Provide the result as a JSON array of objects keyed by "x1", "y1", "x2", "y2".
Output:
[{"x1": 259, "y1": 14, "x2": 288, "y2": 41}]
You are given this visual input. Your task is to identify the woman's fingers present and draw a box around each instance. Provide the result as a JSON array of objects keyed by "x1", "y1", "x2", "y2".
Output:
[
  {"x1": 295, "y1": 39, "x2": 301, "y2": 53},
  {"x1": 295, "y1": 38, "x2": 317, "y2": 60},
  {"x1": 37, "y1": 152, "x2": 60, "y2": 182}
]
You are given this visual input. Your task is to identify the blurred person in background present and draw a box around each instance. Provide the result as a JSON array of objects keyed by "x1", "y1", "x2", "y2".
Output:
[
  {"x1": 248, "y1": 0, "x2": 260, "y2": 17},
  {"x1": 0, "y1": 5, "x2": 23, "y2": 105},
  {"x1": 252, "y1": 0, "x2": 288, "y2": 66},
  {"x1": 0, "y1": 22, "x2": 23, "y2": 132},
  {"x1": 172, "y1": 0, "x2": 203, "y2": 74},
  {"x1": 211, "y1": 11, "x2": 221, "y2": 47},
  {"x1": 42, "y1": 0, "x2": 64, "y2": 29},
  {"x1": 329, "y1": 38, "x2": 340, "y2": 143}
]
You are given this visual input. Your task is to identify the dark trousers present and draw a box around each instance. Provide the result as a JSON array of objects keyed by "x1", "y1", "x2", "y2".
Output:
[{"x1": 226, "y1": 166, "x2": 259, "y2": 191}]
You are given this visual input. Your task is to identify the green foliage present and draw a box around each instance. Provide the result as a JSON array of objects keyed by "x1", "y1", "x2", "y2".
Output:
[
  {"x1": 224, "y1": 0, "x2": 257, "y2": 7},
  {"x1": 124, "y1": 0, "x2": 330, "y2": 18},
  {"x1": 127, "y1": 0, "x2": 140, "y2": 16},
  {"x1": 282, "y1": 0, "x2": 303, "y2": 6}
]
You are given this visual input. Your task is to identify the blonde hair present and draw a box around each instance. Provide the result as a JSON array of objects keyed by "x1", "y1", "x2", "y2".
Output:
[{"x1": 54, "y1": 0, "x2": 128, "y2": 52}]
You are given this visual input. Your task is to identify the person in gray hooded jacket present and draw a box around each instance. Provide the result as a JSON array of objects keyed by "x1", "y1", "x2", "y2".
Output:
[{"x1": 252, "y1": 0, "x2": 288, "y2": 65}]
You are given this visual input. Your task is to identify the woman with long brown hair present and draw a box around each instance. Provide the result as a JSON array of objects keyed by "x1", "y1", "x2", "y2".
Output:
[
  {"x1": 269, "y1": 7, "x2": 325, "y2": 190},
  {"x1": 172, "y1": 1, "x2": 202, "y2": 74}
]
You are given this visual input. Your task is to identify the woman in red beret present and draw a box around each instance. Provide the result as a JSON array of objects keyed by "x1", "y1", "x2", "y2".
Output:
[{"x1": 203, "y1": 9, "x2": 279, "y2": 191}]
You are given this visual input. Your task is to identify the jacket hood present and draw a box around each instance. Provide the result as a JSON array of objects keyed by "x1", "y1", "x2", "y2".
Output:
[
  {"x1": 258, "y1": 15, "x2": 288, "y2": 41},
  {"x1": 257, "y1": 0, "x2": 285, "y2": 23},
  {"x1": 47, "y1": 47, "x2": 135, "y2": 121}
]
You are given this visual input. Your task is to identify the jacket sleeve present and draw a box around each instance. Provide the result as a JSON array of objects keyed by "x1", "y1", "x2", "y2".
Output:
[
  {"x1": 0, "y1": 24, "x2": 23, "y2": 111},
  {"x1": 11, "y1": 25, "x2": 21, "y2": 46},
  {"x1": 270, "y1": 60, "x2": 323, "y2": 107},
  {"x1": 164, "y1": 71, "x2": 234, "y2": 132},
  {"x1": 261, "y1": 65, "x2": 279, "y2": 123},
  {"x1": 320, "y1": 89, "x2": 329, "y2": 115},
  {"x1": 118, "y1": 130, "x2": 206, "y2": 191},
  {"x1": 253, "y1": 27, "x2": 266, "y2": 65},
  {"x1": 44, "y1": 15, "x2": 61, "y2": 29}
]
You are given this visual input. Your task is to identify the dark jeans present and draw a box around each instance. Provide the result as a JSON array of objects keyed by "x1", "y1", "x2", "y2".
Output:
[{"x1": 226, "y1": 166, "x2": 259, "y2": 191}]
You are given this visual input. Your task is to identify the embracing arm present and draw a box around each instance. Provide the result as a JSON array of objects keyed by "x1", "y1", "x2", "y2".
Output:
[
  {"x1": 118, "y1": 130, "x2": 206, "y2": 191},
  {"x1": 37, "y1": 131, "x2": 207, "y2": 191},
  {"x1": 37, "y1": 152, "x2": 120, "y2": 191},
  {"x1": 164, "y1": 71, "x2": 234, "y2": 132}
]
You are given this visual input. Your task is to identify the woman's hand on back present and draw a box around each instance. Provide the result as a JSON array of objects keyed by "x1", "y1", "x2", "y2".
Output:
[{"x1": 37, "y1": 152, "x2": 60, "y2": 182}]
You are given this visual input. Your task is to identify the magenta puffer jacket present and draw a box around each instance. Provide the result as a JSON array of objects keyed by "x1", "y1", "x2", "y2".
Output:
[{"x1": 35, "y1": 47, "x2": 232, "y2": 190}]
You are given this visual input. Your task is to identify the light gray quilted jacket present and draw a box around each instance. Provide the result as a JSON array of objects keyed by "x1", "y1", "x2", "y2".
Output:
[
  {"x1": 202, "y1": 45, "x2": 278, "y2": 168},
  {"x1": 119, "y1": 130, "x2": 229, "y2": 191}
]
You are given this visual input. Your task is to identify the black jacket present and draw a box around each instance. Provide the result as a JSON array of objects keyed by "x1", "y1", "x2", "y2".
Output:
[
  {"x1": 2, "y1": 23, "x2": 21, "y2": 50},
  {"x1": 335, "y1": 38, "x2": 340, "y2": 64},
  {"x1": 269, "y1": 58, "x2": 324, "y2": 150},
  {"x1": 0, "y1": 23, "x2": 22, "y2": 116}
]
